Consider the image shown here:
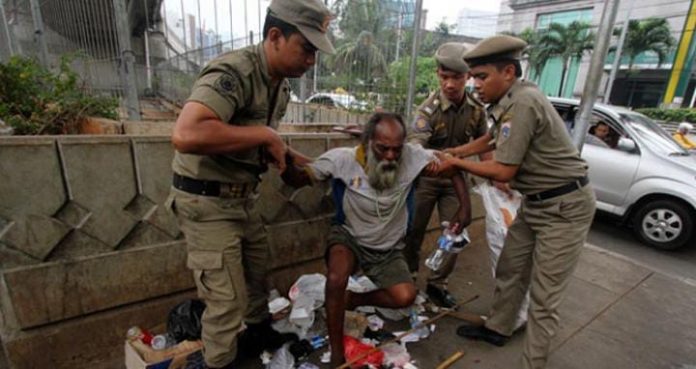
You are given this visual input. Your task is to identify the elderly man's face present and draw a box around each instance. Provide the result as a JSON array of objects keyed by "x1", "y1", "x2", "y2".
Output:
[{"x1": 367, "y1": 119, "x2": 404, "y2": 191}]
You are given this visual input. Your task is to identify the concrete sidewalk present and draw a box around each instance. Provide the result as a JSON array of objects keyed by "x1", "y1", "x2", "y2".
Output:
[
  {"x1": 234, "y1": 238, "x2": 696, "y2": 369},
  {"x1": 404, "y1": 243, "x2": 696, "y2": 369}
]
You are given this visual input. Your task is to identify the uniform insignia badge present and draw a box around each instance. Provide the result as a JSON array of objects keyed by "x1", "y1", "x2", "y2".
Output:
[
  {"x1": 416, "y1": 118, "x2": 427, "y2": 130},
  {"x1": 214, "y1": 74, "x2": 238, "y2": 94},
  {"x1": 501, "y1": 122, "x2": 511, "y2": 138},
  {"x1": 424, "y1": 107, "x2": 433, "y2": 115}
]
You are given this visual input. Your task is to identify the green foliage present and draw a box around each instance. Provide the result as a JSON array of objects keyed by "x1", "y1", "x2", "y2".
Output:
[
  {"x1": 0, "y1": 55, "x2": 118, "y2": 135},
  {"x1": 613, "y1": 18, "x2": 675, "y2": 70},
  {"x1": 537, "y1": 21, "x2": 595, "y2": 96},
  {"x1": 383, "y1": 56, "x2": 439, "y2": 113},
  {"x1": 636, "y1": 108, "x2": 696, "y2": 123}
]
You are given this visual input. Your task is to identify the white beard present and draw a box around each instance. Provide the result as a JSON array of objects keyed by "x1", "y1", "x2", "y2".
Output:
[{"x1": 366, "y1": 146, "x2": 400, "y2": 191}]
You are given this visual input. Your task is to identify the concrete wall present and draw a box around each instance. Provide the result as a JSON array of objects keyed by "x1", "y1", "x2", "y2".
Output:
[{"x1": 0, "y1": 133, "x2": 486, "y2": 368}]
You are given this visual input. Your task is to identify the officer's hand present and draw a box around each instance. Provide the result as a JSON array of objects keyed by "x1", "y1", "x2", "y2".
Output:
[
  {"x1": 493, "y1": 180, "x2": 514, "y2": 199},
  {"x1": 264, "y1": 128, "x2": 288, "y2": 173},
  {"x1": 433, "y1": 151, "x2": 460, "y2": 177},
  {"x1": 443, "y1": 146, "x2": 464, "y2": 157}
]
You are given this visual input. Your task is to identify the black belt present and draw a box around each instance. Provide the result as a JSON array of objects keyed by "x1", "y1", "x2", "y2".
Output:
[
  {"x1": 173, "y1": 174, "x2": 256, "y2": 198},
  {"x1": 526, "y1": 176, "x2": 589, "y2": 202}
]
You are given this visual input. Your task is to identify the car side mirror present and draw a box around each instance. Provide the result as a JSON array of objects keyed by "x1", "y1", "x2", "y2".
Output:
[{"x1": 617, "y1": 137, "x2": 637, "y2": 152}]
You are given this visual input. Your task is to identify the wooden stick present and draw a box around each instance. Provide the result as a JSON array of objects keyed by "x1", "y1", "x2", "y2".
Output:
[
  {"x1": 335, "y1": 294, "x2": 480, "y2": 369},
  {"x1": 435, "y1": 350, "x2": 465, "y2": 369}
]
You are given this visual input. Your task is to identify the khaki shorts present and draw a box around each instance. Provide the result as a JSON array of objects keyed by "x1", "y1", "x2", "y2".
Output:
[{"x1": 327, "y1": 225, "x2": 413, "y2": 288}]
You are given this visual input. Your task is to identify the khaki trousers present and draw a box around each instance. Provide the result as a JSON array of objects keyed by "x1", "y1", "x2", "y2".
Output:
[
  {"x1": 404, "y1": 177, "x2": 462, "y2": 288},
  {"x1": 167, "y1": 188, "x2": 270, "y2": 368},
  {"x1": 485, "y1": 185, "x2": 596, "y2": 369}
]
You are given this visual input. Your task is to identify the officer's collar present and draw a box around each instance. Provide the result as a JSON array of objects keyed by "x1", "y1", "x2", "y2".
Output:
[
  {"x1": 438, "y1": 91, "x2": 465, "y2": 112},
  {"x1": 256, "y1": 43, "x2": 272, "y2": 85},
  {"x1": 489, "y1": 79, "x2": 523, "y2": 122}
]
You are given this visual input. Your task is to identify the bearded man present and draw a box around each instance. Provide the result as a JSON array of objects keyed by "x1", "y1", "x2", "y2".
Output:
[{"x1": 281, "y1": 112, "x2": 471, "y2": 366}]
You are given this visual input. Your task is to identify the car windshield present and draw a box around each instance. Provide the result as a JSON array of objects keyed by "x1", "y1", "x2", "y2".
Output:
[{"x1": 619, "y1": 113, "x2": 690, "y2": 156}]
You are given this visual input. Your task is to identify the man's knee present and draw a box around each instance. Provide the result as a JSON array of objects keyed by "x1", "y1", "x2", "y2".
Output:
[{"x1": 389, "y1": 283, "x2": 417, "y2": 307}]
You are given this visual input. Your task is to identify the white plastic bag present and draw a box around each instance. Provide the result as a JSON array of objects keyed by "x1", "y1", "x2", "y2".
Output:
[
  {"x1": 266, "y1": 343, "x2": 295, "y2": 369},
  {"x1": 474, "y1": 182, "x2": 528, "y2": 329},
  {"x1": 288, "y1": 274, "x2": 326, "y2": 309}
]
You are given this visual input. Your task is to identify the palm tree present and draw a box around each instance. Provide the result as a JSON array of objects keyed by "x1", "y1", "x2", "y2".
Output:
[
  {"x1": 503, "y1": 28, "x2": 551, "y2": 82},
  {"x1": 538, "y1": 21, "x2": 595, "y2": 96},
  {"x1": 615, "y1": 18, "x2": 675, "y2": 71},
  {"x1": 330, "y1": 31, "x2": 388, "y2": 84}
]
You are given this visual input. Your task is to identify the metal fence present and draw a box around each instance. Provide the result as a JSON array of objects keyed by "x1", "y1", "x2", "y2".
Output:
[{"x1": 2, "y1": 0, "x2": 427, "y2": 124}]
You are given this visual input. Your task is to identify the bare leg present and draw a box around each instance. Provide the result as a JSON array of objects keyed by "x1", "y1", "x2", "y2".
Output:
[
  {"x1": 349, "y1": 282, "x2": 417, "y2": 309},
  {"x1": 325, "y1": 244, "x2": 357, "y2": 367}
]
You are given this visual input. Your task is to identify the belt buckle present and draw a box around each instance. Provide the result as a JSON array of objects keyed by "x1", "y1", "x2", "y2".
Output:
[{"x1": 219, "y1": 183, "x2": 233, "y2": 198}]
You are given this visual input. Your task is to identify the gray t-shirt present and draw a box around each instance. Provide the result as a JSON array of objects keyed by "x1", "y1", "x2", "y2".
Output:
[{"x1": 308, "y1": 143, "x2": 435, "y2": 251}]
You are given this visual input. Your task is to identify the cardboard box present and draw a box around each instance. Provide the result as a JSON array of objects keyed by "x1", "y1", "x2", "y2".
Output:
[{"x1": 125, "y1": 339, "x2": 203, "y2": 369}]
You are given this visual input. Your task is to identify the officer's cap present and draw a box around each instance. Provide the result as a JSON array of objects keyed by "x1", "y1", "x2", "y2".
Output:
[
  {"x1": 463, "y1": 35, "x2": 527, "y2": 67},
  {"x1": 268, "y1": 0, "x2": 335, "y2": 54},
  {"x1": 435, "y1": 42, "x2": 469, "y2": 74}
]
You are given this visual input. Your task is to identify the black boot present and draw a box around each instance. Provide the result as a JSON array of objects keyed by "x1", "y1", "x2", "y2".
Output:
[
  {"x1": 426, "y1": 284, "x2": 458, "y2": 309},
  {"x1": 456, "y1": 325, "x2": 509, "y2": 347}
]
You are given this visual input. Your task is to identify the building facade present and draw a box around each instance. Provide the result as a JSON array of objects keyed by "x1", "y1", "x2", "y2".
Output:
[{"x1": 497, "y1": 0, "x2": 693, "y2": 108}]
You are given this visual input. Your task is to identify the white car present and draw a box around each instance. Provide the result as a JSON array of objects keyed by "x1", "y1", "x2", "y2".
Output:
[
  {"x1": 551, "y1": 97, "x2": 696, "y2": 250},
  {"x1": 305, "y1": 92, "x2": 369, "y2": 111}
]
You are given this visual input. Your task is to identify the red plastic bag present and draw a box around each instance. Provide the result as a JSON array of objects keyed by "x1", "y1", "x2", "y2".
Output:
[{"x1": 343, "y1": 335, "x2": 384, "y2": 368}]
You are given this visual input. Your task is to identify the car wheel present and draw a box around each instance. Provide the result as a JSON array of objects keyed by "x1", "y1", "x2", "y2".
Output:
[{"x1": 632, "y1": 199, "x2": 694, "y2": 250}]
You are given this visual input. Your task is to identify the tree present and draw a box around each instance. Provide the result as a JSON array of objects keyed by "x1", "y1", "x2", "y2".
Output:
[
  {"x1": 330, "y1": 31, "x2": 388, "y2": 85},
  {"x1": 615, "y1": 18, "x2": 675, "y2": 71},
  {"x1": 538, "y1": 21, "x2": 595, "y2": 96},
  {"x1": 502, "y1": 28, "x2": 551, "y2": 81}
]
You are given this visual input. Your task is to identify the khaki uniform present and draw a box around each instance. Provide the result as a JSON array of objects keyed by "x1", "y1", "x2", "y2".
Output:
[
  {"x1": 406, "y1": 90, "x2": 487, "y2": 286},
  {"x1": 167, "y1": 44, "x2": 290, "y2": 367},
  {"x1": 483, "y1": 80, "x2": 596, "y2": 369}
]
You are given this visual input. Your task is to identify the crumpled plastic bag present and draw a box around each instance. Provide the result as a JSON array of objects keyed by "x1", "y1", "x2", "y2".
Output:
[
  {"x1": 474, "y1": 182, "x2": 528, "y2": 329},
  {"x1": 167, "y1": 299, "x2": 206, "y2": 343},
  {"x1": 344, "y1": 335, "x2": 384, "y2": 369},
  {"x1": 381, "y1": 342, "x2": 411, "y2": 367},
  {"x1": 288, "y1": 274, "x2": 326, "y2": 308},
  {"x1": 266, "y1": 343, "x2": 295, "y2": 369}
]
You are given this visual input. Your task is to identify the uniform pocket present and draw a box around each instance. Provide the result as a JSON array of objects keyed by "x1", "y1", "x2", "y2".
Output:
[{"x1": 188, "y1": 251, "x2": 237, "y2": 301}]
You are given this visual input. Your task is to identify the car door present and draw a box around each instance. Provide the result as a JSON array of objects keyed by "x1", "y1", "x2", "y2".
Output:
[{"x1": 581, "y1": 112, "x2": 641, "y2": 211}]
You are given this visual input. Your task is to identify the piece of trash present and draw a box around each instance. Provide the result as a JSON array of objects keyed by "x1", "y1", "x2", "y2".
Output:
[
  {"x1": 344, "y1": 311, "x2": 368, "y2": 338},
  {"x1": 367, "y1": 315, "x2": 384, "y2": 331},
  {"x1": 320, "y1": 350, "x2": 331, "y2": 363},
  {"x1": 344, "y1": 335, "x2": 384, "y2": 369},
  {"x1": 381, "y1": 342, "x2": 411, "y2": 367},
  {"x1": 151, "y1": 333, "x2": 175, "y2": 350},
  {"x1": 393, "y1": 331, "x2": 421, "y2": 344},
  {"x1": 409, "y1": 309, "x2": 430, "y2": 339},
  {"x1": 403, "y1": 362, "x2": 419, "y2": 369},
  {"x1": 167, "y1": 299, "x2": 206, "y2": 343},
  {"x1": 260, "y1": 351, "x2": 273, "y2": 365},
  {"x1": 267, "y1": 343, "x2": 295, "y2": 369},
  {"x1": 269, "y1": 297, "x2": 291, "y2": 315},
  {"x1": 297, "y1": 363, "x2": 320, "y2": 369},
  {"x1": 288, "y1": 274, "x2": 326, "y2": 309}
]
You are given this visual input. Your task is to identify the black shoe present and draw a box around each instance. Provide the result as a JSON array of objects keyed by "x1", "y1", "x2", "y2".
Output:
[
  {"x1": 237, "y1": 319, "x2": 298, "y2": 358},
  {"x1": 456, "y1": 325, "x2": 509, "y2": 347},
  {"x1": 426, "y1": 284, "x2": 458, "y2": 309}
]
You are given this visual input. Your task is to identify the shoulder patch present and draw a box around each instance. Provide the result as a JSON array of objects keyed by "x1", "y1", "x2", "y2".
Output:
[
  {"x1": 418, "y1": 92, "x2": 440, "y2": 116},
  {"x1": 415, "y1": 117, "x2": 428, "y2": 130},
  {"x1": 212, "y1": 72, "x2": 241, "y2": 97},
  {"x1": 501, "y1": 122, "x2": 512, "y2": 139}
]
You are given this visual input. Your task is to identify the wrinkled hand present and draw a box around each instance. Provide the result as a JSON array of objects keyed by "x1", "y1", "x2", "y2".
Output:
[{"x1": 264, "y1": 128, "x2": 288, "y2": 173}]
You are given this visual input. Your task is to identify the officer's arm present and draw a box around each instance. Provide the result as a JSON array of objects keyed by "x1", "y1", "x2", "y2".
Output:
[
  {"x1": 445, "y1": 133, "x2": 496, "y2": 158},
  {"x1": 173, "y1": 102, "x2": 284, "y2": 155},
  {"x1": 434, "y1": 152, "x2": 518, "y2": 182}
]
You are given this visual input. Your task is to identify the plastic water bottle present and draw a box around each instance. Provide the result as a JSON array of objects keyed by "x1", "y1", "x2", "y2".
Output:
[
  {"x1": 425, "y1": 222, "x2": 470, "y2": 271},
  {"x1": 409, "y1": 308, "x2": 430, "y2": 339}
]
